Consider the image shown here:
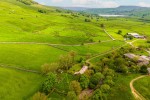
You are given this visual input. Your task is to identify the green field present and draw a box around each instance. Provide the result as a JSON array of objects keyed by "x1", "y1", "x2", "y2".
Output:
[
  {"x1": 54, "y1": 40, "x2": 125, "y2": 56},
  {"x1": 108, "y1": 74, "x2": 140, "y2": 100},
  {"x1": 0, "y1": 44, "x2": 67, "y2": 71},
  {"x1": 0, "y1": 0, "x2": 150, "y2": 99},
  {"x1": 0, "y1": 67, "x2": 44, "y2": 100},
  {"x1": 134, "y1": 76, "x2": 150, "y2": 100}
]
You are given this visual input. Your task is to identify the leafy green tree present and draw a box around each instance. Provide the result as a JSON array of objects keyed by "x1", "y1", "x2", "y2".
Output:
[
  {"x1": 100, "y1": 84, "x2": 110, "y2": 93},
  {"x1": 79, "y1": 75, "x2": 90, "y2": 89},
  {"x1": 69, "y1": 80, "x2": 82, "y2": 95},
  {"x1": 41, "y1": 63, "x2": 58, "y2": 74},
  {"x1": 85, "y1": 18, "x2": 91, "y2": 22},
  {"x1": 59, "y1": 54, "x2": 74, "y2": 70},
  {"x1": 91, "y1": 89, "x2": 107, "y2": 100},
  {"x1": 117, "y1": 30, "x2": 122, "y2": 35},
  {"x1": 67, "y1": 91, "x2": 77, "y2": 100},
  {"x1": 103, "y1": 79, "x2": 114, "y2": 86},
  {"x1": 100, "y1": 24, "x2": 105, "y2": 28},
  {"x1": 90, "y1": 72, "x2": 104, "y2": 85},
  {"x1": 140, "y1": 65, "x2": 148, "y2": 73},
  {"x1": 69, "y1": 51, "x2": 76, "y2": 62},
  {"x1": 103, "y1": 68, "x2": 115, "y2": 77},
  {"x1": 130, "y1": 65, "x2": 140, "y2": 73},
  {"x1": 41, "y1": 72, "x2": 57, "y2": 94},
  {"x1": 32, "y1": 92, "x2": 47, "y2": 100}
]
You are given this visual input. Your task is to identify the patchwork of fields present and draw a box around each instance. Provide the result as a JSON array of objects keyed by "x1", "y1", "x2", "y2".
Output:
[
  {"x1": 134, "y1": 76, "x2": 150, "y2": 99},
  {"x1": 0, "y1": 0, "x2": 150, "y2": 99}
]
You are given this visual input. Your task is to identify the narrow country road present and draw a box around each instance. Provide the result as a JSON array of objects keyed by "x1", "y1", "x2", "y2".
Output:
[{"x1": 130, "y1": 75, "x2": 147, "y2": 100}]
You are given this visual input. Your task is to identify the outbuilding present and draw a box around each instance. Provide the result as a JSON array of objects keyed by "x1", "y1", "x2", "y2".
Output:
[
  {"x1": 148, "y1": 68, "x2": 150, "y2": 75},
  {"x1": 127, "y1": 33, "x2": 145, "y2": 39}
]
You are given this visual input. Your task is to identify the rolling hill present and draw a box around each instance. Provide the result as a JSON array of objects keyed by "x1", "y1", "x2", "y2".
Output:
[{"x1": 0, "y1": 0, "x2": 150, "y2": 100}]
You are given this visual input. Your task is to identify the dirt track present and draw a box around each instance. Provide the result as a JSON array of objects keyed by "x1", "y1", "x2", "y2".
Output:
[{"x1": 130, "y1": 75, "x2": 147, "y2": 100}]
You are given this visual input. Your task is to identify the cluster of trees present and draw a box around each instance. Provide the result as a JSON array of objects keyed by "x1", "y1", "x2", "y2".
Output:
[
  {"x1": 41, "y1": 51, "x2": 76, "y2": 75},
  {"x1": 97, "y1": 47, "x2": 149, "y2": 74},
  {"x1": 17, "y1": 0, "x2": 38, "y2": 5},
  {"x1": 85, "y1": 18, "x2": 91, "y2": 22},
  {"x1": 35, "y1": 46, "x2": 149, "y2": 99},
  {"x1": 124, "y1": 33, "x2": 134, "y2": 40},
  {"x1": 38, "y1": 9, "x2": 47, "y2": 13}
]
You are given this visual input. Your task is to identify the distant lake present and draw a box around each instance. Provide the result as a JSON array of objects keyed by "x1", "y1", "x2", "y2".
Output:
[{"x1": 99, "y1": 14, "x2": 125, "y2": 17}]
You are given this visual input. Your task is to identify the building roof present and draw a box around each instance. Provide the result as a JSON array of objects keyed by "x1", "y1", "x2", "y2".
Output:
[
  {"x1": 140, "y1": 56, "x2": 150, "y2": 61},
  {"x1": 79, "y1": 66, "x2": 88, "y2": 74},
  {"x1": 128, "y1": 33, "x2": 139, "y2": 36},
  {"x1": 74, "y1": 66, "x2": 88, "y2": 75},
  {"x1": 148, "y1": 68, "x2": 150, "y2": 73},
  {"x1": 124, "y1": 53, "x2": 150, "y2": 66},
  {"x1": 124, "y1": 53, "x2": 137, "y2": 59}
]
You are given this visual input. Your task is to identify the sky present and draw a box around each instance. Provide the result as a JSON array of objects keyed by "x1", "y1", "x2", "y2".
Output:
[{"x1": 34, "y1": 0, "x2": 150, "y2": 8}]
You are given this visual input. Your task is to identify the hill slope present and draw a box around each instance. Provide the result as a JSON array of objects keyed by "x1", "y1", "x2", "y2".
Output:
[{"x1": 82, "y1": 6, "x2": 150, "y2": 18}]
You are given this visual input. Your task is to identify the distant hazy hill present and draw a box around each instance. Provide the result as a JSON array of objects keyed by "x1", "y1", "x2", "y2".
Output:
[
  {"x1": 62, "y1": 7, "x2": 90, "y2": 11},
  {"x1": 83, "y1": 6, "x2": 150, "y2": 18}
]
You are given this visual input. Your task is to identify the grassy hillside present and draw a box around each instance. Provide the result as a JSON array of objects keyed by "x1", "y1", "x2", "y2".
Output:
[
  {"x1": 108, "y1": 74, "x2": 140, "y2": 100},
  {"x1": 134, "y1": 76, "x2": 150, "y2": 99},
  {"x1": 0, "y1": 0, "x2": 111, "y2": 44},
  {"x1": 83, "y1": 6, "x2": 150, "y2": 19},
  {"x1": 0, "y1": 0, "x2": 150, "y2": 99},
  {"x1": 0, "y1": 44, "x2": 66, "y2": 70},
  {"x1": 0, "y1": 67, "x2": 44, "y2": 100}
]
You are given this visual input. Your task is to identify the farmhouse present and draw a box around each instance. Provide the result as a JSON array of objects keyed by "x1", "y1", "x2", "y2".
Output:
[
  {"x1": 127, "y1": 33, "x2": 145, "y2": 39},
  {"x1": 124, "y1": 53, "x2": 150, "y2": 66},
  {"x1": 74, "y1": 66, "x2": 88, "y2": 75},
  {"x1": 124, "y1": 53, "x2": 137, "y2": 59},
  {"x1": 148, "y1": 68, "x2": 150, "y2": 75}
]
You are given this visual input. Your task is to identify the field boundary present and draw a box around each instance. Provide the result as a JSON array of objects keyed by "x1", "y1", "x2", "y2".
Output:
[
  {"x1": 86, "y1": 43, "x2": 127, "y2": 62},
  {"x1": 103, "y1": 29, "x2": 115, "y2": 40},
  {"x1": 0, "y1": 64, "x2": 41, "y2": 74},
  {"x1": 0, "y1": 40, "x2": 113, "y2": 47}
]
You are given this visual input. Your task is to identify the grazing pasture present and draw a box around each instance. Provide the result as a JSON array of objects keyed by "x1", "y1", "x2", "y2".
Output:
[
  {"x1": 108, "y1": 74, "x2": 140, "y2": 100},
  {"x1": 0, "y1": 0, "x2": 150, "y2": 99},
  {"x1": 134, "y1": 76, "x2": 150, "y2": 99},
  {"x1": 0, "y1": 44, "x2": 66, "y2": 71},
  {"x1": 0, "y1": 67, "x2": 44, "y2": 100}
]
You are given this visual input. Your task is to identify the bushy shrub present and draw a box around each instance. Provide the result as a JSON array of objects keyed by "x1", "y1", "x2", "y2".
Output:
[
  {"x1": 17, "y1": 0, "x2": 38, "y2": 5},
  {"x1": 38, "y1": 9, "x2": 47, "y2": 13},
  {"x1": 85, "y1": 18, "x2": 91, "y2": 22}
]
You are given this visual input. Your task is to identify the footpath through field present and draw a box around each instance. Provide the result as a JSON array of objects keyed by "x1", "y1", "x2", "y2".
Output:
[
  {"x1": 0, "y1": 40, "x2": 113, "y2": 47},
  {"x1": 0, "y1": 64, "x2": 40, "y2": 74},
  {"x1": 130, "y1": 75, "x2": 147, "y2": 100},
  {"x1": 103, "y1": 29, "x2": 115, "y2": 40}
]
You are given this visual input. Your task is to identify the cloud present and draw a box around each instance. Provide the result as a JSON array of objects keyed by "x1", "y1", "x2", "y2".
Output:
[
  {"x1": 72, "y1": 0, "x2": 119, "y2": 8},
  {"x1": 52, "y1": 0, "x2": 63, "y2": 3},
  {"x1": 138, "y1": 2, "x2": 150, "y2": 7}
]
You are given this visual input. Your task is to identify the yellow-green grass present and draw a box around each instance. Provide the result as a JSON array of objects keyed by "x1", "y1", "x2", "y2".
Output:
[
  {"x1": 0, "y1": 44, "x2": 66, "y2": 71},
  {"x1": 0, "y1": 67, "x2": 44, "y2": 100},
  {"x1": 108, "y1": 74, "x2": 140, "y2": 100},
  {"x1": 97, "y1": 18, "x2": 150, "y2": 39},
  {"x1": 132, "y1": 39, "x2": 148, "y2": 47},
  {"x1": 134, "y1": 76, "x2": 150, "y2": 100},
  {"x1": 53, "y1": 40, "x2": 125, "y2": 56},
  {"x1": 0, "y1": 0, "x2": 111, "y2": 44}
]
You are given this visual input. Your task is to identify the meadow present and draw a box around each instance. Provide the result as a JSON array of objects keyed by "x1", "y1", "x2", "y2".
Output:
[
  {"x1": 108, "y1": 74, "x2": 140, "y2": 100},
  {"x1": 0, "y1": 44, "x2": 66, "y2": 71},
  {"x1": 0, "y1": 0, "x2": 150, "y2": 99},
  {"x1": 134, "y1": 76, "x2": 150, "y2": 99},
  {"x1": 0, "y1": 67, "x2": 44, "y2": 100}
]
